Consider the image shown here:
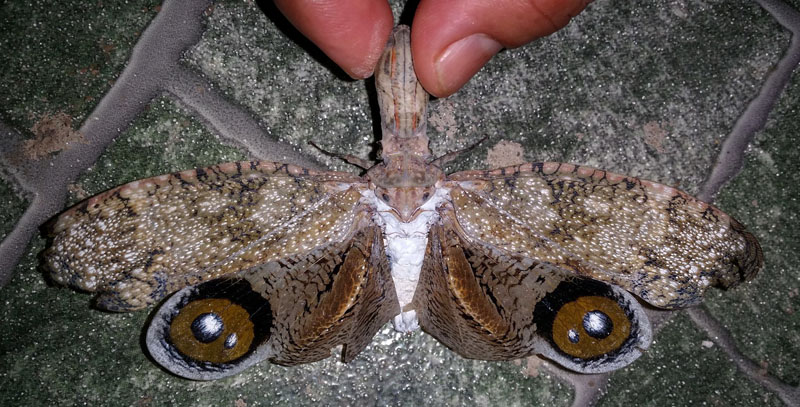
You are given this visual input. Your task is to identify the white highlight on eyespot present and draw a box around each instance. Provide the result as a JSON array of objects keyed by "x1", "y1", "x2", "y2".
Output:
[
  {"x1": 196, "y1": 313, "x2": 223, "y2": 336},
  {"x1": 584, "y1": 312, "x2": 607, "y2": 333}
]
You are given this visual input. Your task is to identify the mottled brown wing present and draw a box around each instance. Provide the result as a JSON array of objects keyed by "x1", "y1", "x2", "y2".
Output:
[
  {"x1": 446, "y1": 162, "x2": 763, "y2": 309},
  {"x1": 45, "y1": 161, "x2": 367, "y2": 311},
  {"x1": 413, "y1": 222, "x2": 651, "y2": 373},
  {"x1": 146, "y1": 225, "x2": 400, "y2": 380}
]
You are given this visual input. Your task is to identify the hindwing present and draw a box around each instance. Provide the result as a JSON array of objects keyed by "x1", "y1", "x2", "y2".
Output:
[
  {"x1": 413, "y1": 222, "x2": 651, "y2": 373},
  {"x1": 145, "y1": 225, "x2": 399, "y2": 379}
]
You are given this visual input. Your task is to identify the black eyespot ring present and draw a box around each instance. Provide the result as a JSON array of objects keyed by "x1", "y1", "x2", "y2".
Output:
[
  {"x1": 169, "y1": 298, "x2": 255, "y2": 364},
  {"x1": 533, "y1": 278, "x2": 638, "y2": 362},
  {"x1": 550, "y1": 296, "x2": 631, "y2": 359}
]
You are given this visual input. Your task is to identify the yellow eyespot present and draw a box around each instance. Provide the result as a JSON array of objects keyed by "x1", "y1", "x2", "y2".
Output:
[
  {"x1": 169, "y1": 298, "x2": 255, "y2": 364},
  {"x1": 551, "y1": 296, "x2": 631, "y2": 359}
]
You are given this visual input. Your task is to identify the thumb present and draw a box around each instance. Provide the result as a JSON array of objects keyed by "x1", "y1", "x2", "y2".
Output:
[
  {"x1": 412, "y1": 0, "x2": 592, "y2": 97},
  {"x1": 274, "y1": 0, "x2": 393, "y2": 79}
]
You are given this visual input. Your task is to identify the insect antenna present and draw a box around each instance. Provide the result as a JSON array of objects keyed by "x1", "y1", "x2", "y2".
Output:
[
  {"x1": 308, "y1": 141, "x2": 376, "y2": 171},
  {"x1": 430, "y1": 136, "x2": 489, "y2": 167}
]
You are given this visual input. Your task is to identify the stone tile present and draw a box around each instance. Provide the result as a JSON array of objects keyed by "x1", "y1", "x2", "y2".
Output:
[
  {"x1": 183, "y1": 1, "x2": 378, "y2": 173},
  {"x1": 709, "y1": 72, "x2": 800, "y2": 387},
  {"x1": 0, "y1": 179, "x2": 27, "y2": 240},
  {"x1": 599, "y1": 314, "x2": 783, "y2": 406},
  {"x1": 0, "y1": 0, "x2": 161, "y2": 130},
  {"x1": 0, "y1": 0, "x2": 796, "y2": 405},
  {"x1": 69, "y1": 96, "x2": 247, "y2": 204}
]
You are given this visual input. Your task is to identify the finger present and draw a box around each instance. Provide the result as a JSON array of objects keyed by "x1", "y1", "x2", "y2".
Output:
[
  {"x1": 274, "y1": 0, "x2": 393, "y2": 79},
  {"x1": 412, "y1": 0, "x2": 592, "y2": 97}
]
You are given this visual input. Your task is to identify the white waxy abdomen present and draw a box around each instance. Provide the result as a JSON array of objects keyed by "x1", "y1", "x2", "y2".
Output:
[{"x1": 362, "y1": 188, "x2": 449, "y2": 332}]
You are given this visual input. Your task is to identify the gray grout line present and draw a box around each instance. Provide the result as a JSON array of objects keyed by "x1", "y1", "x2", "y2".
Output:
[
  {"x1": 0, "y1": 0, "x2": 795, "y2": 403},
  {"x1": 166, "y1": 66, "x2": 324, "y2": 170},
  {"x1": 687, "y1": 307, "x2": 800, "y2": 406},
  {"x1": 698, "y1": 0, "x2": 800, "y2": 203},
  {"x1": 0, "y1": 123, "x2": 69, "y2": 287},
  {"x1": 688, "y1": 0, "x2": 800, "y2": 404},
  {"x1": 560, "y1": 1, "x2": 800, "y2": 399},
  {"x1": 0, "y1": 0, "x2": 214, "y2": 286},
  {"x1": 0, "y1": 0, "x2": 327, "y2": 286},
  {"x1": 569, "y1": 374, "x2": 608, "y2": 407}
]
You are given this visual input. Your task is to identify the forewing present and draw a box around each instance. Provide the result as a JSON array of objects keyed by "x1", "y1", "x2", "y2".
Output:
[
  {"x1": 146, "y1": 225, "x2": 400, "y2": 380},
  {"x1": 45, "y1": 161, "x2": 367, "y2": 311},
  {"x1": 413, "y1": 222, "x2": 651, "y2": 373},
  {"x1": 446, "y1": 162, "x2": 763, "y2": 308}
]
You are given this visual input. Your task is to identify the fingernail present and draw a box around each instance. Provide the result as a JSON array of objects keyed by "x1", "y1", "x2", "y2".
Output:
[
  {"x1": 348, "y1": 64, "x2": 374, "y2": 80},
  {"x1": 435, "y1": 34, "x2": 502, "y2": 96}
]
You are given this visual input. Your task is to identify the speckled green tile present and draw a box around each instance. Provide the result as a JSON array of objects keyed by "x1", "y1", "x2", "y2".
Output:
[
  {"x1": 462, "y1": 0, "x2": 783, "y2": 191},
  {"x1": 599, "y1": 314, "x2": 783, "y2": 406},
  {"x1": 0, "y1": 0, "x2": 161, "y2": 131},
  {"x1": 182, "y1": 0, "x2": 374, "y2": 174},
  {"x1": 69, "y1": 96, "x2": 247, "y2": 205},
  {"x1": 1, "y1": 0, "x2": 794, "y2": 405},
  {"x1": 0, "y1": 237, "x2": 150, "y2": 406},
  {"x1": 183, "y1": 0, "x2": 785, "y2": 193},
  {"x1": 705, "y1": 73, "x2": 800, "y2": 387},
  {"x1": 131, "y1": 332, "x2": 571, "y2": 407},
  {"x1": 0, "y1": 178, "x2": 27, "y2": 240}
]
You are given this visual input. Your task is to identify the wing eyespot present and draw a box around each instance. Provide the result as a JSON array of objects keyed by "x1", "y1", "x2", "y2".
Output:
[
  {"x1": 550, "y1": 296, "x2": 630, "y2": 359},
  {"x1": 147, "y1": 278, "x2": 274, "y2": 378},
  {"x1": 169, "y1": 298, "x2": 256, "y2": 364},
  {"x1": 532, "y1": 277, "x2": 648, "y2": 370}
]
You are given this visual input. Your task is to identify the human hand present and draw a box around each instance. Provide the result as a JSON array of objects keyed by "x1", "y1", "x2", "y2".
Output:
[{"x1": 274, "y1": 0, "x2": 592, "y2": 98}]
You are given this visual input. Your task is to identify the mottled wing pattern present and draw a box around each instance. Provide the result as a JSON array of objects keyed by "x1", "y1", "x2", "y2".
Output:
[
  {"x1": 412, "y1": 223, "x2": 561, "y2": 359},
  {"x1": 45, "y1": 161, "x2": 367, "y2": 311},
  {"x1": 248, "y1": 225, "x2": 399, "y2": 366},
  {"x1": 146, "y1": 225, "x2": 400, "y2": 380},
  {"x1": 446, "y1": 162, "x2": 763, "y2": 308},
  {"x1": 413, "y1": 221, "x2": 651, "y2": 373}
]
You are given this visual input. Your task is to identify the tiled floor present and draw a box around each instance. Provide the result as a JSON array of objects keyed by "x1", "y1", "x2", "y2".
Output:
[{"x1": 1, "y1": 0, "x2": 798, "y2": 405}]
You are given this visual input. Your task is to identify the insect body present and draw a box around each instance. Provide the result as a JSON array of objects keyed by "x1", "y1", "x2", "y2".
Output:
[{"x1": 45, "y1": 26, "x2": 762, "y2": 380}]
